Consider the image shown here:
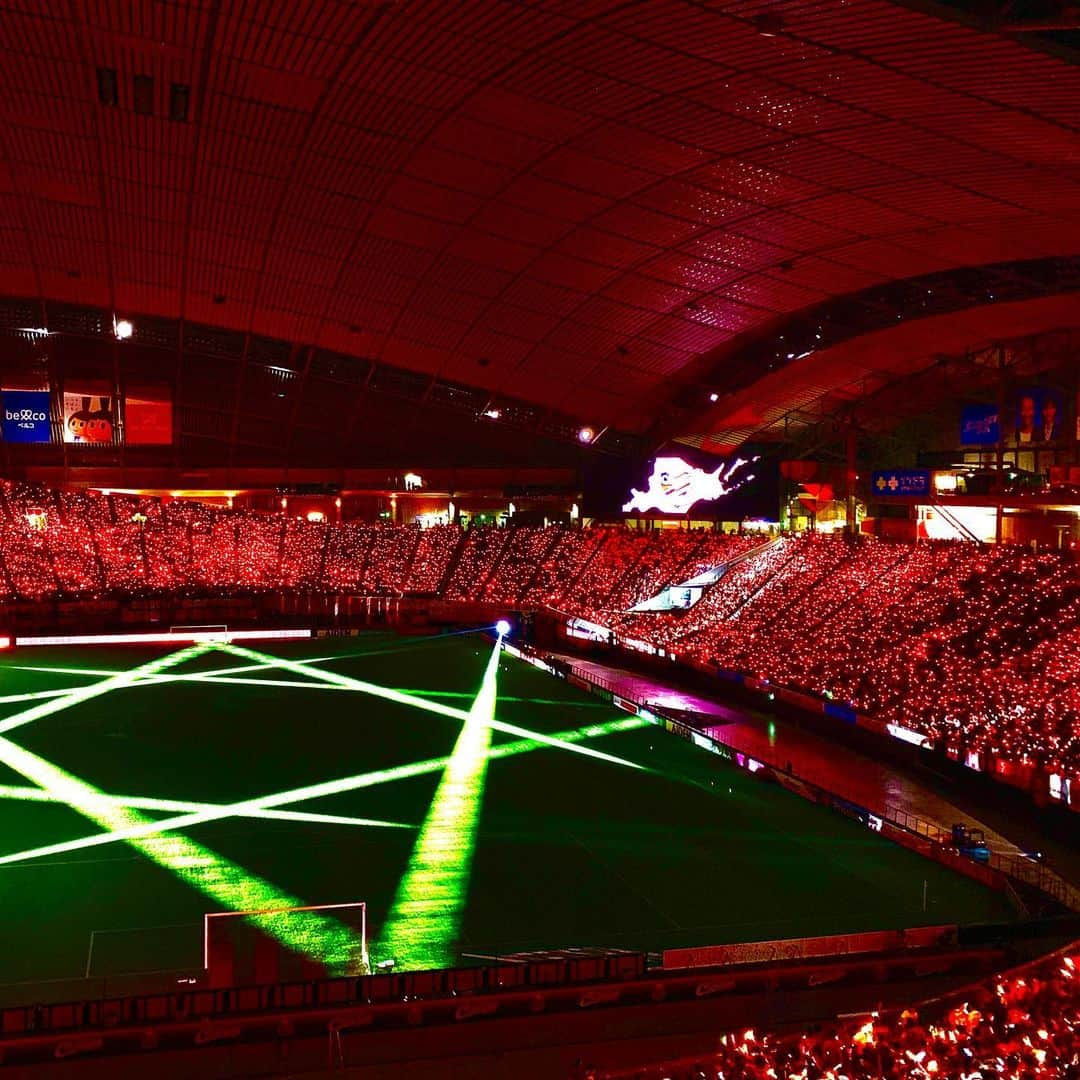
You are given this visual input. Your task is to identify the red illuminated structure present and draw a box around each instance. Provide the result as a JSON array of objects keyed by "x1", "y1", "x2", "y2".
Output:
[
  {"x1": 1, "y1": 2, "x2": 1080, "y2": 1074},
  {"x1": 1, "y1": 481, "x2": 1079, "y2": 787}
]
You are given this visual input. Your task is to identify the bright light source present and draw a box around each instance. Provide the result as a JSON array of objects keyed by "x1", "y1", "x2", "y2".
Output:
[
  {"x1": 495, "y1": 619, "x2": 511, "y2": 637},
  {"x1": 14, "y1": 629, "x2": 310, "y2": 647},
  {"x1": 404, "y1": 472, "x2": 423, "y2": 491},
  {"x1": 578, "y1": 426, "x2": 595, "y2": 444},
  {"x1": 114, "y1": 318, "x2": 133, "y2": 340},
  {"x1": 376, "y1": 637, "x2": 501, "y2": 968},
  {"x1": 709, "y1": 392, "x2": 719, "y2": 402},
  {"x1": 483, "y1": 407, "x2": 501, "y2": 420},
  {"x1": 306, "y1": 510, "x2": 325, "y2": 523}
]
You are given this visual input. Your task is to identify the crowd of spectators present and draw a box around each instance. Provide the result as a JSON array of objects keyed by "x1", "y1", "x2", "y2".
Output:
[
  {"x1": 598, "y1": 944, "x2": 1079, "y2": 1079},
  {"x1": 2, "y1": 481, "x2": 1080, "y2": 770},
  {"x1": 588, "y1": 534, "x2": 1080, "y2": 773},
  {"x1": 445, "y1": 525, "x2": 512, "y2": 600},
  {"x1": 0, "y1": 485, "x2": 749, "y2": 612}
]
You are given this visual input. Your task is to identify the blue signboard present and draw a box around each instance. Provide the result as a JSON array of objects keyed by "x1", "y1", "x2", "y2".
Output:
[
  {"x1": 1, "y1": 390, "x2": 52, "y2": 443},
  {"x1": 872, "y1": 469, "x2": 931, "y2": 497},
  {"x1": 960, "y1": 403, "x2": 999, "y2": 445}
]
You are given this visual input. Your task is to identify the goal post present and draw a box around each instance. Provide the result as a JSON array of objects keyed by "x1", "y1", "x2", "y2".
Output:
[{"x1": 204, "y1": 901, "x2": 368, "y2": 987}]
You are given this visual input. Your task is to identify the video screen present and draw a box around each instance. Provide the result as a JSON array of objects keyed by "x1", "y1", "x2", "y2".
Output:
[{"x1": 585, "y1": 445, "x2": 779, "y2": 520}]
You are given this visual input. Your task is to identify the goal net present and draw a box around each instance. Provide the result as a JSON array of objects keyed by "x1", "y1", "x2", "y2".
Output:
[{"x1": 204, "y1": 902, "x2": 368, "y2": 988}]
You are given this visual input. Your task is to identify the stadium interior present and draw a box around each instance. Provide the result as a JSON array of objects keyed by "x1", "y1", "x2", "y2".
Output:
[{"x1": 0, "y1": 0, "x2": 1079, "y2": 1076}]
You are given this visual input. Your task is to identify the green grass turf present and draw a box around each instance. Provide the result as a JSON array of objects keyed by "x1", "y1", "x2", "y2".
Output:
[{"x1": 0, "y1": 631, "x2": 1013, "y2": 993}]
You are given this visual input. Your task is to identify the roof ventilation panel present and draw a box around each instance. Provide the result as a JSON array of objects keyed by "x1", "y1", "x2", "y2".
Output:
[
  {"x1": 96, "y1": 67, "x2": 118, "y2": 107},
  {"x1": 133, "y1": 74, "x2": 154, "y2": 117}
]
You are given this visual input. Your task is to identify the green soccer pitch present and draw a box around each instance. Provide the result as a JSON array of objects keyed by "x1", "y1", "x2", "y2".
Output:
[{"x1": 0, "y1": 631, "x2": 1013, "y2": 991}]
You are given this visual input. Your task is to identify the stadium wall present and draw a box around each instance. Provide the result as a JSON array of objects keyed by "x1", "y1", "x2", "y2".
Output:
[
  {"x1": 539, "y1": 612, "x2": 1080, "y2": 820},
  {"x1": 506, "y1": 636, "x2": 1079, "y2": 914}
]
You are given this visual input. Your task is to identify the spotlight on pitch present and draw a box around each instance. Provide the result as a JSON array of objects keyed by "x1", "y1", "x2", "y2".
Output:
[{"x1": 495, "y1": 619, "x2": 511, "y2": 637}]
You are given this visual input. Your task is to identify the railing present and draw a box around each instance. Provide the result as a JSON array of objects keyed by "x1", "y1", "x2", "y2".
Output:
[
  {"x1": 989, "y1": 851, "x2": 1080, "y2": 912},
  {"x1": 541, "y1": 644, "x2": 1080, "y2": 916},
  {"x1": 547, "y1": 605, "x2": 1079, "y2": 830},
  {"x1": 0, "y1": 953, "x2": 647, "y2": 1042}
]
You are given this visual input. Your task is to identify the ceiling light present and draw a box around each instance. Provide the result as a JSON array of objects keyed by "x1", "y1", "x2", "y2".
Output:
[
  {"x1": 578, "y1": 426, "x2": 595, "y2": 444},
  {"x1": 114, "y1": 318, "x2": 133, "y2": 340},
  {"x1": 709, "y1": 392, "x2": 719, "y2": 403}
]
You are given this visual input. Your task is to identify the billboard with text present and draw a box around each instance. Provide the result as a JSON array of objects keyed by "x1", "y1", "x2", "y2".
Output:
[{"x1": 1, "y1": 390, "x2": 51, "y2": 443}]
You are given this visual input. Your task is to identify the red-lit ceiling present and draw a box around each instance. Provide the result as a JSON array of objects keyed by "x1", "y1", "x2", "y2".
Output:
[
  {"x1": 1, "y1": 0, "x2": 1079, "y2": 434},
  {"x1": 684, "y1": 293, "x2": 1080, "y2": 451}
]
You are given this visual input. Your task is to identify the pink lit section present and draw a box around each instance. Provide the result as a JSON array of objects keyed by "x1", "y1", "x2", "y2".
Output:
[{"x1": 14, "y1": 629, "x2": 312, "y2": 648}]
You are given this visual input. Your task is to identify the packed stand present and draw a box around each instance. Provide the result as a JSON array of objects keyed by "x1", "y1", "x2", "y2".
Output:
[
  {"x1": 359, "y1": 524, "x2": 419, "y2": 594},
  {"x1": 2, "y1": 480, "x2": 1080, "y2": 769},
  {"x1": 521, "y1": 528, "x2": 608, "y2": 608},
  {"x1": 481, "y1": 525, "x2": 565, "y2": 604},
  {"x1": 622, "y1": 533, "x2": 1080, "y2": 771},
  {"x1": 599, "y1": 944, "x2": 1080, "y2": 1080},
  {"x1": 401, "y1": 524, "x2": 462, "y2": 594},
  {"x1": 445, "y1": 525, "x2": 512, "y2": 600}
]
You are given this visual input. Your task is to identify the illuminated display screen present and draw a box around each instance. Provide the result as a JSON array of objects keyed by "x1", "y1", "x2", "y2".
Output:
[
  {"x1": 623, "y1": 455, "x2": 759, "y2": 515},
  {"x1": 585, "y1": 447, "x2": 778, "y2": 520}
]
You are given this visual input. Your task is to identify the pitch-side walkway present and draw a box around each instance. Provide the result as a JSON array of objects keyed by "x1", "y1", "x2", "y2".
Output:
[{"x1": 553, "y1": 654, "x2": 1024, "y2": 858}]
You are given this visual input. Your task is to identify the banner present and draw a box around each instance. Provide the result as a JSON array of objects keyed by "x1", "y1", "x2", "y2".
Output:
[
  {"x1": 959, "y1": 403, "x2": 999, "y2": 445},
  {"x1": 63, "y1": 393, "x2": 115, "y2": 444},
  {"x1": 871, "y1": 469, "x2": 931, "y2": 497},
  {"x1": 124, "y1": 386, "x2": 173, "y2": 445},
  {"x1": 1014, "y1": 388, "x2": 1062, "y2": 444},
  {"x1": 1, "y1": 390, "x2": 51, "y2": 443},
  {"x1": 662, "y1": 927, "x2": 956, "y2": 971}
]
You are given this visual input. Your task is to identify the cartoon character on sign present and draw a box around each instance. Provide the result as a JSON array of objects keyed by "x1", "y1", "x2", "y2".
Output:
[
  {"x1": 622, "y1": 455, "x2": 759, "y2": 515},
  {"x1": 67, "y1": 397, "x2": 113, "y2": 443}
]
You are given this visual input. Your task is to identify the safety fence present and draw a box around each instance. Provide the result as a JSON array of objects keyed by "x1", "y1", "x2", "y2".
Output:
[
  {"x1": 520, "y1": 640, "x2": 1080, "y2": 916},
  {"x1": 0, "y1": 634, "x2": 1074, "y2": 1062},
  {"x1": 0, "y1": 953, "x2": 645, "y2": 1040},
  {"x1": 546, "y1": 610, "x2": 1080, "y2": 817}
]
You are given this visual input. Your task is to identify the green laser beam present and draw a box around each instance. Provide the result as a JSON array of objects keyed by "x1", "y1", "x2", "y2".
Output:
[
  {"x1": 0, "y1": 783, "x2": 412, "y2": 831},
  {"x1": 0, "y1": 643, "x2": 215, "y2": 737},
  {"x1": 8, "y1": 654, "x2": 361, "y2": 679},
  {"x1": 376, "y1": 637, "x2": 500, "y2": 968},
  {"x1": 0, "y1": 735, "x2": 366, "y2": 971},
  {"x1": 216, "y1": 643, "x2": 470, "y2": 721},
  {"x1": 0, "y1": 687, "x2": 100, "y2": 705},
  {"x1": 0, "y1": 638, "x2": 653, "y2": 976},
  {"x1": 0, "y1": 648, "x2": 366, "y2": 972},
  {"x1": 219, "y1": 643, "x2": 642, "y2": 770},
  {"x1": 6, "y1": 660, "x2": 603, "y2": 708},
  {"x1": 0, "y1": 714, "x2": 650, "y2": 867}
]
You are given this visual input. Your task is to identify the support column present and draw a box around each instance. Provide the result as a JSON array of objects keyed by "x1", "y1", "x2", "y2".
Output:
[
  {"x1": 995, "y1": 346, "x2": 1006, "y2": 545},
  {"x1": 845, "y1": 423, "x2": 858, "y2": 537}
]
